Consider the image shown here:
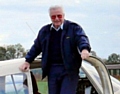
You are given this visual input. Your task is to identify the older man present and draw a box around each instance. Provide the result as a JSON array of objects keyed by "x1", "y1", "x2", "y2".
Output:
[{"x1": 19, "y1": 5, "x2": 91, "y2": 94}]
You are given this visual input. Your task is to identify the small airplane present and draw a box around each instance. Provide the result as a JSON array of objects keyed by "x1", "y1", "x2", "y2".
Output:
[{"x1": 0, "y1": 56, "x2": 120, "y2": 94}]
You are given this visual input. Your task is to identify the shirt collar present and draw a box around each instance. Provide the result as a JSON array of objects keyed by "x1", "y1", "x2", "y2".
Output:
[{"x1": 50, "y1": 23, "x2": 63, "y2": 31}]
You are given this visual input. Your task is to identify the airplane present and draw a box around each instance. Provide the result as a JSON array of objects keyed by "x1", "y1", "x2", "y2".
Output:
[{"x1": 0, "y1": 56, "x2": 120, "y2": 94}]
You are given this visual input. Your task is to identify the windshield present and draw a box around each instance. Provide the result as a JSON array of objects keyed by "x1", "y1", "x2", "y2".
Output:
[
  {"x1": 81, "y1": 60, "x2": 120, "y2": 94},
  {"x1": 80, "y1": 61, "x2": 102, "y2": 93},
  {"x1": 0, "y1": 73, "x2": 28, "y2": 94}
]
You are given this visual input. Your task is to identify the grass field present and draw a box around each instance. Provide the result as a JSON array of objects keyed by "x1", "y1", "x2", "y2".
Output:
[{"x1": 37, "y1": 81, "x2": 48, "y2": 94}]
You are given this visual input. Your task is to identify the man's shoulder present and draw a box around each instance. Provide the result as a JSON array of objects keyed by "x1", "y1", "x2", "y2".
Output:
[
  {"x1": 41, "y1": 23, "x2": 52, "y2": 30},
  {"x1": 38, "y1": 23, "x2": 52, "y2": 36},
  {"x1": 65, "y1": 20, "x2": 81, "y2": 27}
]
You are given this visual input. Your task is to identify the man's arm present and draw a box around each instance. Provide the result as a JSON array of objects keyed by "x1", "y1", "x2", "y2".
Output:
[
  {"x1": 19, "y1": 31, "x2": 42, "y2": 72},
  {"x1": 74, "y1": 25, "x2": 91, "y2": 59}
]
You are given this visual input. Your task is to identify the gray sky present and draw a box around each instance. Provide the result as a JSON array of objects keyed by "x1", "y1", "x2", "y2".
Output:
[{"x1": 0, "y1": 0, "x2": 120, "y2": 59}]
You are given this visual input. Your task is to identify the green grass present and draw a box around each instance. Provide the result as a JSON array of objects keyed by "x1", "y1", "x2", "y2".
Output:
[{"x1": 37, "y1": 81, "x2": 48, "y2": 94}]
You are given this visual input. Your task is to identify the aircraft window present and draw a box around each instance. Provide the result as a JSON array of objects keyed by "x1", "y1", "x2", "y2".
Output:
[
  {"x1": 83, "y1": 61, "x2": 102, "y2": 85},
  {"x1": 78, "y1": 61, "x2": 103, "y2": 94},
  {"x1": 83, "y1": 61, "x2": 120, "y2": 93},
  {"x1": 0, "y1": 73, "x2": 28, "y2": 94}
]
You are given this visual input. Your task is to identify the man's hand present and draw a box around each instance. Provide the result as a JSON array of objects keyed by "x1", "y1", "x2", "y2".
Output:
[
  {"x1": 81, "y1": 49, "x2": 90, "y2": 60},
  {"x1": 19, "y1": 62, "x2": 30, "y2": 72}
]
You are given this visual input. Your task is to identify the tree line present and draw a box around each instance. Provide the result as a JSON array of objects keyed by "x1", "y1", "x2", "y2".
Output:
[
  {"x1": 0, "y1": 43, "x2": 27, "y2": 61},
  {"x1": 86, "y1": 51, "x2": 120, "y2": 64},
  {"x1": 0, "y1": 44, "x2": 120, "y2": 64}
]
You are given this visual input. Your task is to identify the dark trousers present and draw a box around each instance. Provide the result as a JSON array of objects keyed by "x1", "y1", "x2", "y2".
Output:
[{"x1": 48, "y1": 64, "x2": 79, "y2": 94}]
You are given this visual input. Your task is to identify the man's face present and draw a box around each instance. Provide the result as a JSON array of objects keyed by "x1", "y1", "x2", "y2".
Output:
[{"x1": 50, "y1": 8, "x2": 64, "y2": 28}]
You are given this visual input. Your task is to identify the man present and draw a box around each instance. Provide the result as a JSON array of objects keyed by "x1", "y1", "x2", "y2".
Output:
[{"x1": 19, "y1": 5, "x2": 91, "y2": 94}]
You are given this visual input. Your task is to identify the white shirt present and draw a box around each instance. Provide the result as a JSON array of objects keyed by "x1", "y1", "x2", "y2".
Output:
[{"x1": 50, "y1": 23, "x2": 63, "y2": 31}]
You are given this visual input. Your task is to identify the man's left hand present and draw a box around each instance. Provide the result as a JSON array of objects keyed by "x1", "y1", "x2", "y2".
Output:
[{"x1": 81, "y1": 49, "x2": 90, "y2": 60}]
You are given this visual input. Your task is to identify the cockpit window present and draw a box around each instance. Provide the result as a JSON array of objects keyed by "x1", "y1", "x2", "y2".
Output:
[
  {"x1": 81, "y1": 60, "x2": 120, "y2": 94},
  {"x1": 82, "y1": 61, "x2": 102, "y2": 86},
  {"x1": 0, "y1": 73, "x2": 28, "y2": 94}
]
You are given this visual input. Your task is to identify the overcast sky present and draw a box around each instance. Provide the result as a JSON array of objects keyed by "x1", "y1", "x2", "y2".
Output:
[{"x1": 0, "y1": 0, "x2": 120, "y2": 59}]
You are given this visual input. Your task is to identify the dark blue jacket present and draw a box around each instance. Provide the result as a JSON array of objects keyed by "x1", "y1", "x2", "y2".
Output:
[{"x1": 25, "y1": 20, "x2": 91, "y2": 78}]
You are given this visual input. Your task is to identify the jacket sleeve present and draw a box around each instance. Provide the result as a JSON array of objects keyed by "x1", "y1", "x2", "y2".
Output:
[
  {"x1": 25, "y1": 31, "x2": 42, "y2": 63},
  {"x1": 74, "y1": 25, "x2": 91, "y2": 52}
]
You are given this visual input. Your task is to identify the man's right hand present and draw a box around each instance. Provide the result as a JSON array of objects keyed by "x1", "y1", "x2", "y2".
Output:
[{"x1": 19, "y1": 62, "x2": 30, "y2": 72}]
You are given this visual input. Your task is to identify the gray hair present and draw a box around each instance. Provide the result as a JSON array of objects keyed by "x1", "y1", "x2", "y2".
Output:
[{"x1": 49, "y1": 5, "x2": 64, "y2": 15}]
